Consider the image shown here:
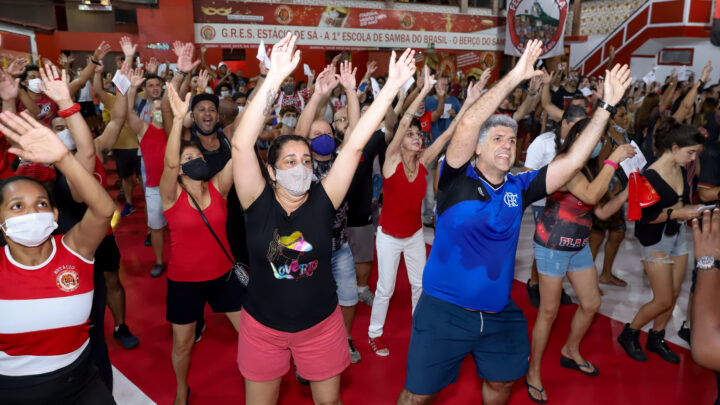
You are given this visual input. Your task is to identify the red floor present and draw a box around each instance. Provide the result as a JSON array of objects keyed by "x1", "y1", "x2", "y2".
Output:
[{"x1": 103, "y1": 171, "x2": 717, "y2": 404}]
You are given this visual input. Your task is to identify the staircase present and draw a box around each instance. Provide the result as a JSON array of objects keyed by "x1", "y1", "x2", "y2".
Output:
[{"x1": 573, "y1": 0, "x2": 714, "y2": 76}]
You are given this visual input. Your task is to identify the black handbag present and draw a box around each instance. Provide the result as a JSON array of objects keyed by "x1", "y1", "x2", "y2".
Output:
[{"x1": 185, "y1": 188, "x2": 250, "y2": 287}]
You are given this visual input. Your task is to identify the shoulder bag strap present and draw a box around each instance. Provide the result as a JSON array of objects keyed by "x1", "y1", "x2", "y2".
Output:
[{"x1": 184, "y1": 187, "x2": 235, "y2": 265}]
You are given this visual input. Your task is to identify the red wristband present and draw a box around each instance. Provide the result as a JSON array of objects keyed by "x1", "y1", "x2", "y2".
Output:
[
  {"x1": 603, "y1": 159, "x2": 618, "y2": 170},
  {"x1": 57, "y1": 103, "x2": 81, "y2": 118}
]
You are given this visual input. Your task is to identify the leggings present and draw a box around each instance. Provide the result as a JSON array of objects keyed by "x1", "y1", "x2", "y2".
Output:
[{"x1": 89, "y1": 264, "x2": 113, "y2": 390}]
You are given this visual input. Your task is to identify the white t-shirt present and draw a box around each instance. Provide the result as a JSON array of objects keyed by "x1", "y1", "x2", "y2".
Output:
[{"x1": 524, "y1": 131, "x2": 558, "y2": 207}]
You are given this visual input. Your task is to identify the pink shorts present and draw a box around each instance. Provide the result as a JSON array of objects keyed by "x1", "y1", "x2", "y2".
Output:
[{"x1": 237, "y1": 306, "x2": 351, "y2": 382}]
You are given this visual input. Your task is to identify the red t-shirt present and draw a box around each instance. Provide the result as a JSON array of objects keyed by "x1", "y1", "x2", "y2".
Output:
[
  {"x1": 17, "y1": 95, "x2": 58, "y2": 128},
  {"x1": 378, "y1": 162, "x2": 428, "y2": 238},
  {"x1": 418, "y1": 111, "x2": 433, "y2": 134},
  {"x1": 139, "y1": 124, "x2": 168, "y2": 188}
]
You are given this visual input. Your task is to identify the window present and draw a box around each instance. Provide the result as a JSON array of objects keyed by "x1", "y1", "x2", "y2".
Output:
[{"x1": 657, "y1": 48, "x2": 693, "y2": 66}]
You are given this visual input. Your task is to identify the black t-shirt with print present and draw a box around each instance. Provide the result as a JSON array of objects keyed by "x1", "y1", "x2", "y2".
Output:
[
  {"x1": 242, "y1": 182, "x2": 338, "y2": 332},
  {"x1": 347, "y1": 130, "x2": 387, "y2": 227},
  {"x1": 312, "y1": 156, "x2": 349, "y2": 252}
]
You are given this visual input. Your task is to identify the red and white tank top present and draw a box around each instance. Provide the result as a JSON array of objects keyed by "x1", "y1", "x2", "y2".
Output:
[{"x1": 0, "y1": 235, "x2": 94, "y2": 376}]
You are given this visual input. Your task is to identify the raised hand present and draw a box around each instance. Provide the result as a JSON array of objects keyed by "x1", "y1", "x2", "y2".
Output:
[
  {"x1": 58, "y1": 53, "x2": 75, "y2": 68},
  {"x1": 419, "y1": 66, "x2": 435, "y2": 95},
  {"x1": 93, "y1": 41, "x2": 111, "y2": 62},
  {"x1": 608, "y1": 143, "x2": 636, "y2": 164},
  {"x1": 129, "y1": 67, "x2": 145, "y2": 89},
  {"x1": 314, "y1": 65, "x2": 339, "y2": 97},
  {"x1": 7, "y1": 57, "x2": 26, "y2": 77},
  {"x1": 0, "y1": 69, "x2": 19, "y2": 101},
  {"x1": 177, "y1": 43, "x2": 200, "y2": 73},
  {"x1": 259, "y1": 58, "x2": 268, "y2": 76},
  {"x1": 167, "y1": 84, "x2": 191, "y2": 119},
  {"x1": 267, "y1": 33, "x2": 301, "y2": 82},
  {"x1": 338, "y1": 60, "x2": 357, "y2": 91},
  {"x1": 146, "y1": 57, "x2": 160, "y2": 75},
  {"x1": 172, "y1": 41, "x2": 184, "y2": 58},
  {"x1": 197, "y1": 69, "x2": 210, "y2": 91},
  {"x1": 119, "y1": 37, "x2": 137, "y2": 60},
  {"x1": 701, "y1": 61, "x2": 713, "y2": 83},
  {"x1": 365, "y1": 60, "x2": 378, "y2": 78},
  {"x1": 38, "y1": 64, "x2": 72, "y2": 106},
  {"x1": 466, "y1": 79, "x2": 485, "y2": 104},
  {"x1": 603, "y1": 64, "x2": 632, "y2": 106},
  {"x1": 387, "y1": 48, "x2": 416, "y2": 88},
  {"x1": 512, "y1": 39, "x2": 544, "y2": 81},
  {"x1": 592, "y1": 78, "x2": 604, "y2": 100},
  {"x1": 119, "y1": 59, "x2": 132, "y2": 78},
  {"x1": 331, "y1": 53, "x2": 342, "y2": 66},
  {"x1": 0, "y1": 111, "x2": 70, "y2": 163}
]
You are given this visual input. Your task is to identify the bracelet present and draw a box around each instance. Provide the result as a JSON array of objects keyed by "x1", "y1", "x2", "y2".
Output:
[
  {"x1": 90, "y1": 58, "x2": 101, "y2": 65},
  {"x1": 603, "y1": 160, "x2": 618, "y2": 170},
  {"x1": 666, "y1": 208, "x2": 674, "y2": 221},
  {"x1": 176, "y1": 70, "x2": 188, "y2": 76},
  {"x1": 260, "y1": 74, "x2": 267, "y2": 78},
  {"x1": 528, "y1": 90, "x2": 538, "y2": 97},
  {"x1": 403, "y1": 111, "x2": 414, "y2": 119},
  {"x1": 57, "y1": 103, "x2": 81, "y2": 118}
]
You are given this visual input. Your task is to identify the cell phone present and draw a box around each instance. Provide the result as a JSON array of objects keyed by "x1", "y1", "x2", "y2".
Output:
[
  {"x1": 358, "y1": 82, "x2": 368, "y2": 92},
  {"x1": 697, "y1": 204, "x2": 719, "y2": 212}
]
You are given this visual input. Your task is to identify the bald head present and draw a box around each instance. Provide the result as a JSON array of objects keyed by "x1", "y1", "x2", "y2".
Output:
[
  {"x1": 218, "y1": 98, "x2": 238, "y2": 128},
  {"x1": 310, "y1": 119, "x2": 333, "y2": 140}
]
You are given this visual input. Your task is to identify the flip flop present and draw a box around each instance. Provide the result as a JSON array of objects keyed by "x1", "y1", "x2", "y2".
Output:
[
  {"x1": 525, "y1": 379, "x2": 547, "y2": 404},
  {"x1": 560, "y1": 355, "x2": 599, "y2": 376}
]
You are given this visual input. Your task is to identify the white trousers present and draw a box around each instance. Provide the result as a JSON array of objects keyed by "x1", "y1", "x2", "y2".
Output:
[{"x1": 368, "y1": 226, "x2": 425, "y2": 338}]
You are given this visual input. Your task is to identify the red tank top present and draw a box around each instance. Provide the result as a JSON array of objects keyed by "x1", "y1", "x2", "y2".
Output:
[
  {"x1": 378, "y1": 161, "x2": 428, "y2": 238},
  {"x1": 164, "y1": 181, "x2": 231, "y2": 282},
  {"x1": 533, "y1": 191, "x2": 593, "y2": 251}
]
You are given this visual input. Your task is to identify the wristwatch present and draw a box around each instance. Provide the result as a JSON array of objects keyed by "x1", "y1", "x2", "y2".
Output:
[
  {"x1": 696, "y1": 256, "x2": 720, "y2": 270},
  {"x1": 596, "y1": 100, "x2": 617, "y2": 115}
]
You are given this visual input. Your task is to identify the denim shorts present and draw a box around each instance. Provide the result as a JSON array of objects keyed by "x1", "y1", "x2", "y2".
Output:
[
  {"x1": 533, "y1": 243, "x2": 595, "y2": 278},
  {"x1": 331, "y1": 243, "x2": 358, "y2": 306},
  {"x1": 641, "y1": 225, "x2": 690, "y2": 263},
  {"x1": 405, "y1": 293, "x2": 529, "y2": 395}
]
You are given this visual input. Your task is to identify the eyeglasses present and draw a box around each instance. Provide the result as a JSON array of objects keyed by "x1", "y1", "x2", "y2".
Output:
[
  {"x1": 406, "y1": 131, "x2": 423, "y2": 139},
  {"x1": 334, "y1": 117, "x2": 348, "y2": 123}
]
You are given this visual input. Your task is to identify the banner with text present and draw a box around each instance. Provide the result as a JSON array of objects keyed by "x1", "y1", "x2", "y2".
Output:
[{"x1": 504, "y1": 0, "x2": 567, "y2": 58}]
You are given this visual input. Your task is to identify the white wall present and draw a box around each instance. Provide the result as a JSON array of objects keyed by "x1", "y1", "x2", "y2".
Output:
[
  {"x1": 569, "y1": 34, "x2": 607, "y2": 68},
  {"x1": 629, "y1": 38, "x2": 720, "y2": 84}
]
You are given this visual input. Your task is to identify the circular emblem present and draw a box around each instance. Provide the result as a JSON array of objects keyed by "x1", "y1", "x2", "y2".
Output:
[
  {"x1": 507, "y1": 0, "x2": 567, "y2": 55},
  {"x1": 275, "y1": 6, "x2": 293, "y2": 24},
  {"x1": 56, "y1": 269, "x2": 80, "y2": 292},
  {"x1": 200, "y1": 25, "x2": 216, "y2": 41}
]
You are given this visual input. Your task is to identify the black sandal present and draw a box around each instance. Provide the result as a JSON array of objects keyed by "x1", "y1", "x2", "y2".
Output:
[
  {"x1": 560, "y1": 355, "x2": 599, "y2": 376},
  {"x1": 525, "y1": 379, "x2": 547, "y2": 404}
]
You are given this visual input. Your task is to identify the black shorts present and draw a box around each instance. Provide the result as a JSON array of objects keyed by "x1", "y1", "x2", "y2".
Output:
[
  {"x1": 113, "y1": 148, "x2": 140, "y2": 179},
  {"x1": 166, "y1": 270, "x2": 245, "y2": 324},
  {"x1": 79, "y1": 101, "x2": 97, "y2": 119},
  {"x1": 94, "y1": 233, "x2": 121, "y2": 272}
]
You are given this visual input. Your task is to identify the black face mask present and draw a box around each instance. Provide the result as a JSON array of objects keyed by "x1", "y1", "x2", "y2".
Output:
[
  {"x1": 181, "y1": 158, "x2": 209, "y2": 181},
  {"x1": 282, "y1": 84, "x2": 294, "y2": 95},
  {"x1": 192, "y1": 121, "x2": 219, "y2": 136}
]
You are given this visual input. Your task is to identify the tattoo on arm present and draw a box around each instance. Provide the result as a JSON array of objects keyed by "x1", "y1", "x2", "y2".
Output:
[{"x1": 263, "y1": 89, "x2": 277, "y2": 116}]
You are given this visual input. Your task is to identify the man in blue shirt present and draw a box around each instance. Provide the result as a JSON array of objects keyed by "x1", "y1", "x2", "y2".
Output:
[{"x1": 397, "y1": 40, "x2": 632, "y2": 405}]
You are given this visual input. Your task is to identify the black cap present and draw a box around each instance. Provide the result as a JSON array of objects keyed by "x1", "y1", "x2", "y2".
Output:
[{"x1": 191, "y1": 93, "x2": 219, "y2": 111}]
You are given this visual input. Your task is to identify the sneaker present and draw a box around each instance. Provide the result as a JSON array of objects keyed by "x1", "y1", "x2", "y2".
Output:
[
  {"x1": 150, "y1": 264, "x2": 165, "y2": 278},
  {"x1": 617, "y1": 323, "x2": 647, "y2": 362},
  {"x1": 348, "y1": 338, "x2": 361, "y2": 364},
  {"x1": 113, "y1": 324, "x2": 139, "y2": 349},
  {"x1": 194, "y1": 318, "x2": 206, "y2": 344},
  {"x1": 369, "y1": 337, "x2": 389, "y2": 357},
  {"x1": 120, "y1": 202, "x2": 136, "y2": 217},
  {"x1": 646, "y1": 329, "x2": 680, "y2": 364},
  {"x1": 678, "y1": 321, "x2": 691, "y2": 345},
  {"x1": 560, "y1": 288, "x2": 572, "y2": 306},
  {"x1": 358, "y1": 288, "x2": 375, "y2": 307},
  {"x1": 144, "y1": 233, "x2": 152, "y2": 247},
  {"x1": 526, "y1": 279, "x2": 540, "y2": 309}
]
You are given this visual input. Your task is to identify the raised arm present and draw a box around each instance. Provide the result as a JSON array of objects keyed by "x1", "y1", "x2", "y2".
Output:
[
  {"x1": 540, "y1": 70, "x2": 563, "y2": 122},
  {"x1": 95, "y1": 62, "x2": 131, "y2": 155},
  {"x1": 386, "y1": 67, "x2": 433, "y2": 164},
  {"x1": 660, "y1": 72, "x2": 678, "y2": 113},
  {"x1": 339, "y1": 61, "x2": 360, "y2": 133},
  {"x1": 691, "y1": 209, "x2": 720, "y2": 370},
  {"x1": 232, "y1": 33, "x2": 301, "y2": 208},
  {"x1": 565, "y1": 144, "x2": 635, "y2": 205},
  {"x1": 546, "y1": 64, "x2": 632, "y2": 194},
  {"x1": 673, "y1": 61, "x2": 712, "y2": 122},
  {"x1": 513, "y1": 74, "x2": 542, "y2": 121},
  {"x1": 161, "y1": 85, "x2": 191, "y2": 206},
  {"x1": 0, "y1": 111, "x2": 114, "y2": 260},
  {"x1": 92, "y1": 59, "x2": 110, "y2": 104},
  {"x1": 295, "y1": 65, "x2": 338, "y2": 137},
  {"x1": 126, "y1": 68, "x2": 149, "y2": 137},
  {"x1": 430, "y1": 82, "x2": 447, "y2": 123},
  {"x1": 323, "y1": 48, "x2": 416, "y2": 209},
  {"x1": 446, "y1": 40, "x2": 544, "y2": 168},
  {"x1": 69, "y1": 42, "x2": 110, "y2": 95},
  {"x1": 200, "y1": 46, "x2": 218, "y2": 79},
  {"x1": 39, "y1": 65, "x2": 95, "y2": 174},
  {"x1": 0, "y1": 68, "x2": 19, "y2": 115}
]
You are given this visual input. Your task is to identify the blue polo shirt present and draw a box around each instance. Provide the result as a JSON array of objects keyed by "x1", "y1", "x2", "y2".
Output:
[
  {"x1": 422, "y1": 160, "x2": 548, "y2": 312},
  {"x1": 424, "y1": 95, "x2": 461, "y2": 141}
]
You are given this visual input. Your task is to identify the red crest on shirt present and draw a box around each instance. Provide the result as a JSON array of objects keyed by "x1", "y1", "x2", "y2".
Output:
[{"x1": 56, "y1": 268, "x2": 80, "y2": 292}]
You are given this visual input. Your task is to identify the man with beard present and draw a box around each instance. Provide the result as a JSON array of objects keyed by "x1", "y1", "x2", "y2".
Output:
[{"x1": 551, "y1": 70, "x2": 584, "y2": 110}]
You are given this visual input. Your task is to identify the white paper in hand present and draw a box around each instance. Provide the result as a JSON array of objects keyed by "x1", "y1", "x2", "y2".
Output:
[
  {"x1": 619, "y1": 141, "x2": 648, "y2": 177},
  {"x1": 642, "y1": 70, "x2": 656, "y2": 85},
  {"x1": 677, "y1": 65, "x2": 690, "y2": 81},
  {"x1": 112, "y1": 70, "x2": 131, "y2": 96},
  {"x1": 303, "y1": 64, "x2": 313, "y2": 77},
  {"x1": 256, "y1": 40, "x2": 271, "y2": 69},
  {"x1": 370, "y1": 77, "x2": 380, "y2": 98},
  {"x1": 441, "y1": 103, "x2": 452, "y2": 119},
  {"x1": 580, "y1": 87, "x2": 592, "y2": 97},
  {"x1": 402, "y1": 77, "x2": 414, "y2": 93}
]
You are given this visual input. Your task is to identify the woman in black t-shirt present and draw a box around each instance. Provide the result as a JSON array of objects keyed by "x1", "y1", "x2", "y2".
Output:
[
  {"x1": 619, "y1": 118, "x2": 704, "y2": 364},
  {"x1": 230, "y1": 33, "x2": 417, "y2": 404}
]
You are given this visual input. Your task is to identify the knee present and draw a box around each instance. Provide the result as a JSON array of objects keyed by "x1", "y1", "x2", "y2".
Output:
[
  {"x1": 608, "y1": 231, "x2": 625, "y2": 244},
  {"x1": 485, "y1": 380, "x2": 514, "y2": 393},
  {"x1": 580, "y1": 296, "x2": 601, "y2": 314},
  {"x1": 652, "y1": 295, "x2": 673, "y2": 312},
  {"x1": 172, "y1": 334, "x2": 194, "y2": 355},
  {"x1": 538, "y1": 304, "x2": 560, "y2": 322},
  {"x1": 398, "y1": 389, "x2": 435, "y2": 405},
  {"x1": 104, "y1": 273, "x2": 121, "y2": 292}
]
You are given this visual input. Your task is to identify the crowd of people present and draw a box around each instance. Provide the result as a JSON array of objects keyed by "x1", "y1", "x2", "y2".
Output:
[{"x1": 0, "y1": 31, "x2": 719, "y2": 405}]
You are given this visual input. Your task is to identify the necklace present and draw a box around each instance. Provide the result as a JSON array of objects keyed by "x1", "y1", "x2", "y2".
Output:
[{"x1": 401, "y1": 155, "x2": 417, "y2": 177}]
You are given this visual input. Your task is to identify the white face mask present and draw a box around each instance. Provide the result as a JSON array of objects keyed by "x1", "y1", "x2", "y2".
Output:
[
  {"x1": 1, "y1": 212, "x2": 58, "y2": 247},
  {"x1": 282, "y1": 117, "x2": 297, "y2": 128},
  {"x1": 237, "y1": 105, "x2": 245, "y2": 113},
  {"x1": 274, "y1": 164, "x2": 312, "y2": 197},
  {"x1": 55, "y1": 129, "x2": 76, "y2": 151},
  {"x1": 221, "y1": 90, "x2": 230, "y2": 98},
  {"x1": 27, "y1": 78, "x2": 43, "y2": 94}
]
